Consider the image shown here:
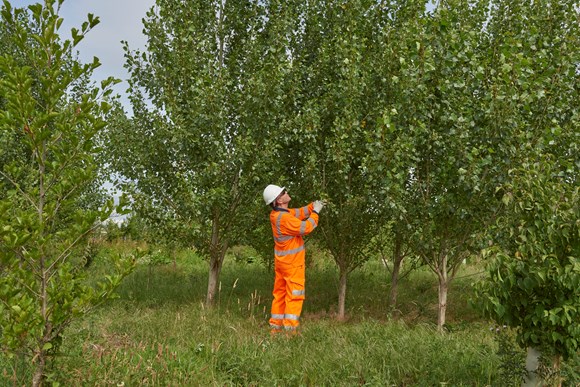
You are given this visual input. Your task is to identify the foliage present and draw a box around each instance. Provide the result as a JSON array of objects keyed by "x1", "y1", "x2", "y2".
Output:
[
  {"x1": 226, "y1": 245, "x2": 260, "y2": 265},
  {"x1": 0, "y1": 6, "x2": 30, "y2": 187},
  {"x1": 363, "y1": 0, "x2": 580, "y2": 330},
  {"x1": 472, "y1": 1, "x2": 580, "y2": 358},
  {"x1": 0, "y1": 1, "x2": 134, "y2": 384},
  {"x1": 476, "y1": 159, "x2": 579, "y2": 363},
  {"x1": 363, "y1": 0, "x2": 500, "y2": 330},
  {"x1": 269, "y1": 0, "x2": 412, "y2": 320},
  {"x1": 491, "y1": 325, "x2": 527, "y2": 385},
  {"x1": 109, "y1": 0, "x2": 579, "y2": 331},
  {"x1": 107, "y1": 0, "x2": 293, "y2": 305}
]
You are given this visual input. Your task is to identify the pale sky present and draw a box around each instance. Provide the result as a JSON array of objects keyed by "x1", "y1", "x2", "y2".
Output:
[{"x1": 12, "y1": 0, "x2": 156, "y2": 111}]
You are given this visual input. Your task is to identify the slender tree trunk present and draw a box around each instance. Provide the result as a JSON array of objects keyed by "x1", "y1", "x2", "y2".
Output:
[
  {"x1": 437, "y1": 276, "x2": 448, "y2": 331},
  {"x1": 337, "y1": 266, "x2": 348, "y2": 321},
  {"x1": 389, "y1": 237, "x2": 403, "y2": 308},
  {"x1": 32, "y1": 351, "x2": 46, "y2": 387},
  {"x1": 33, "y1": 143, "x2": 48, "y2": 387},
  {"x1": 553, "y1": 354, "x2": 562, "y2": 387},
  {"x1": 523, "y1": 347, "x2": 541, "y2": 387},
  {"x1": 206, "y1": 253, "x2": 224, "y2": 306},
  {"x1": 206, "y1": 214, "x2": 227, "y2": 306},
  {"x1": 436, "y1": 255, "x2": 449, "y2": 332}
]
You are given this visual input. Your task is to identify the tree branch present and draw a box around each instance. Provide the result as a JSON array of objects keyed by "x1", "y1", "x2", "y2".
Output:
[
  {"x1": 0, "y1": 171, "x2": 39, "y2": 211},
  {"x1": 46, "y1": 222, "x2": 101, "y2": 278}
]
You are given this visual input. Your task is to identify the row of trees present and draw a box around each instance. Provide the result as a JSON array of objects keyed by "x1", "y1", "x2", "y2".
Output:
[
  {"x1": 111, "y1": 0, "x2": 578, "y2": 343},
  {"x1": 1, "y1": 0, "x2": 578, "y2": 384}
]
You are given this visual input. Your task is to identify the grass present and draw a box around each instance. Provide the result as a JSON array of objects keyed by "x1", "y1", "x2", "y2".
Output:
[
  {"x1": 53, "y1": 310, "x2": 497, "y2": 386},
  {"x1": 1, "y1": 242, "x2": 577, "y2": 385}
]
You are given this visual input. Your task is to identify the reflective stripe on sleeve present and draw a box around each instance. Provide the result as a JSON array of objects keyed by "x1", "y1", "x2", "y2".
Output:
[
  {"x1": 292, "y1": 289, "x2": 305, "y2": 296},
  {"x1": 299, "y1": 218, "x2": 316, "y2": 235},
  {"x1": 294, "y1": 206, "x2": 310, "y2": 218},
  {"x1": 274, "y1": 245, "x2": 305, "y2": 256},
  {"x1": 274, "y1": 235, "x2": 293, "y2": 242},
  {"x1": 275, "y1": 213, "x2": 283, "y2": 236}
]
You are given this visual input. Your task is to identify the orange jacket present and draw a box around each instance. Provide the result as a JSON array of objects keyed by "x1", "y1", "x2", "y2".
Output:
[{"x1": 270, "y1": 203, "x2": 319, "y2": 266}]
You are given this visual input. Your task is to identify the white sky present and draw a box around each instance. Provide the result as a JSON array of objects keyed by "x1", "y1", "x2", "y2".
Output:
[{"x1": 12, "y1": 0, "x2": 156, "y2": 111}]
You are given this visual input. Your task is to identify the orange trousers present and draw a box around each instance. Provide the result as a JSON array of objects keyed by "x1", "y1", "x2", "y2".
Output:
[{"x1": 269, "y1": 264, "x2": 305, "y2": 332}]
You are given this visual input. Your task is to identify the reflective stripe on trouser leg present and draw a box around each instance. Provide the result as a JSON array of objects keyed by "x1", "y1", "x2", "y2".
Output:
[
  {"x1": 269, "y1": 314, "x2": 284, "y2": 331},
  {"x1": 283, "y1": 313, "x2": 300, "y2": 330}
]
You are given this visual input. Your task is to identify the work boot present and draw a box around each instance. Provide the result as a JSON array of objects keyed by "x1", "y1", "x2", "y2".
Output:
[
  {"x1": 284, "y1": 328, "x2": 301, "y2": 338},
  {"x1": 270, "y1": 328, "x2": 283, "y2": 336}
]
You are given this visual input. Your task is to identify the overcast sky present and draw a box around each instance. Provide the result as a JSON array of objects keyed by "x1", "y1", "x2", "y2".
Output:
[{"x1": 13, "y1": 0, "x2": 156, "y2": 111}]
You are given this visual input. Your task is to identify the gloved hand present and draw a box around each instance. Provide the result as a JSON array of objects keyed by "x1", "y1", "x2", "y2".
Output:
[{"x1": 313, "y1": 200, "x2": 326, "y2": 213}]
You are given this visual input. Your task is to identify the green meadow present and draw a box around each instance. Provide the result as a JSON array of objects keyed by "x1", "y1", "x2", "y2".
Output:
[{"x1": 7, "y1": 242, "x2": 574, "y2": 386}]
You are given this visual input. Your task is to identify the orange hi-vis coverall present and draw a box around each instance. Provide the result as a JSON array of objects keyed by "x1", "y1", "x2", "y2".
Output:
[{"x1": 269, "y1": 203, "x2": 319, "y2": 332}]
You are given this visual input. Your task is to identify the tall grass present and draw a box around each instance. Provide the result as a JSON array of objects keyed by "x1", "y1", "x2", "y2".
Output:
[{"x1": 1, "y1": 243, "x2": 575, "y2": 385}]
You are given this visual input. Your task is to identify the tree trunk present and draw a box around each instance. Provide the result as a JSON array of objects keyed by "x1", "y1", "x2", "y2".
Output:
[
  {"x1": 205, "y1": 213, "x2": 227, "y2": 307},
  {"x1": 523, "y1": 347, "x2": 541, "y2": 387},
  {"x1": 388, "y1": 237, "x2": 403, "y2": 308},
  {"x1": 206, "y1": 253, "x2": 224, "y2": 306},
  {"x1": 553, "y1": 354, "x2": 562, "y2": 387},
  {"x1": 437, "y1": 276, "x2": 448, "y2": 331},
  {"x1": 337, "y1": 267, "x2": 348, "y2": 321},
  {"x1": 33, "y1": 145, "x2": 47, "y2": 387},
  {"x1": 436, "y1": 255, "x2": 449, "y2": 332},
  {"x1": 32, "y1": 349, "x2": 46, "y2": 387}
]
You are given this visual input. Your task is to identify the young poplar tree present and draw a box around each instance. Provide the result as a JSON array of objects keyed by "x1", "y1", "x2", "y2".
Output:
[
  {"x1": 369, "y1": 0, "x2": 500, "y2": 330},
  {"x1": 0, "y1": 1, "x2": 133, "y2": 384},
  {"x1": 112, "y1": 0, "x2": 291, "y2": 306},
  {"x1": 475, "y1": 0, "x2": 579, "y2": 382},
  {"x1": 362, "y1": 0, "x2": 429, "y2": 311},
  {"x1": 278, "y1": 0, "x2": 387, "y2": 320},
  {"x1": 400, "y1": 1, "x2": 495, "y2": 331}
]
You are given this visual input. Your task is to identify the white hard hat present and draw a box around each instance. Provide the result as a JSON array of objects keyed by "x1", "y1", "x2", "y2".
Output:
[{"x1": 263, "y1": 184, "x2": 285, "y2": 205}]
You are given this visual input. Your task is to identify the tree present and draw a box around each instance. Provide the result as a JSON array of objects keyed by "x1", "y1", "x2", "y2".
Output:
[
  {"x1": 475, "y1": 2, "x2": 580, "y2": 381},
  {"x1": 0, "y1": 1, "x2": 133, "y2": 385},
  {"x1": 111, "y1": 0, "x2": 292, "y2": 306},
  {"x1": 367, "y1": 0, "x2": 499, "y2": 330},
  {"x1": 364, "y1": 222, "x2": 418, "y2": 309},
  {"x1": 476, "y1": 158, "x2": 579, "y2": 384},
  {"x1": 275, "y1": 0, "x2": 393, "y2": 320},
  {"x1": 368, "y1": 0, "x2": 580, "y2": 331},
  {"x1": 362, "y1": 0, "x2": 430, "y2": 311}
]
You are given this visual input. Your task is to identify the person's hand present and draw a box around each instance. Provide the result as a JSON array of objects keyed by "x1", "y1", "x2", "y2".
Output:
[{"x1": 313, "y1": 200, "x2": 326, "y2": 213}]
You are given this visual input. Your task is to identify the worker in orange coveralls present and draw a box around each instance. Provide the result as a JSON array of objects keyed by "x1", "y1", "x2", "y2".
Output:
[{"x1": 262, "y1": 184, "x2": 325, "y2": 334}]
